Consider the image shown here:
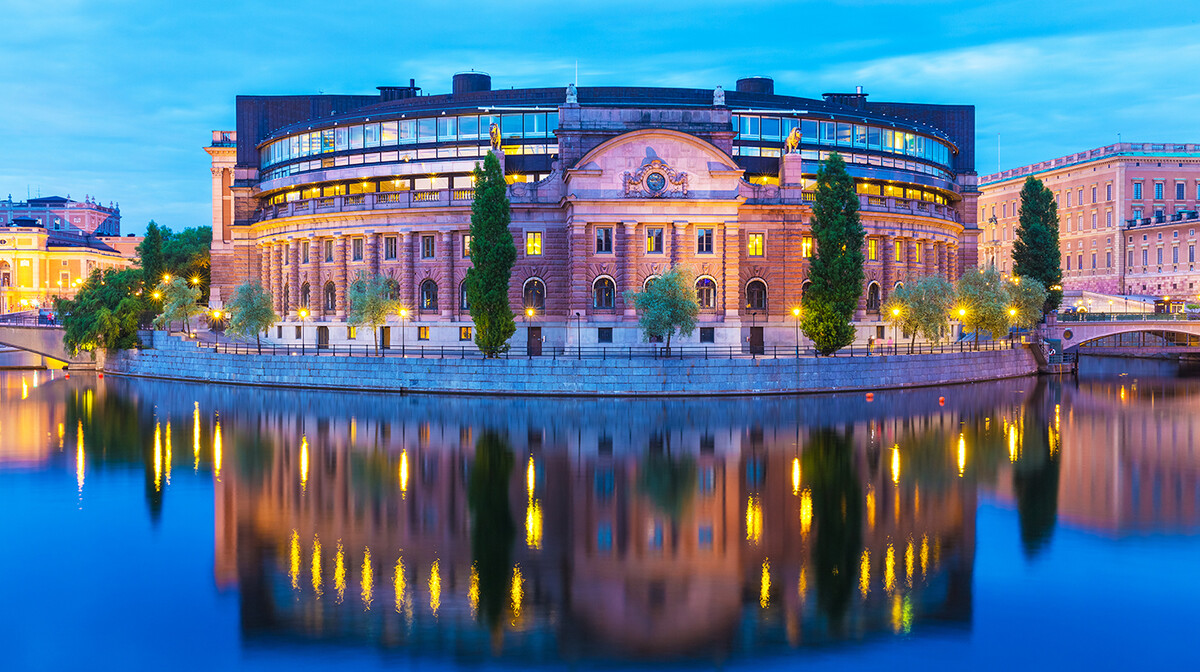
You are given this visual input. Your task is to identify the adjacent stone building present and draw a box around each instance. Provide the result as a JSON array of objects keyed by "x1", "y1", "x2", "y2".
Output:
[{"x1": 208, "y1": 74, "x2": 979, "y2": 349}]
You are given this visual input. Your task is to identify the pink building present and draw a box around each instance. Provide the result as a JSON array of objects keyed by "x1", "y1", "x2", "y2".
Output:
[
  {"x1": 0, "y1": 195, "x2": 120, "y2": 237},
  {"x1": 978, "y1": 143, "x2": 1200, "y2": 297}
]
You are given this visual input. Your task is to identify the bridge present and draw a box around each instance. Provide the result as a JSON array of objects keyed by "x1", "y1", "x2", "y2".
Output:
[
  {"x1": 1044, "y1": 313, "x2": 1200, "y2": 356},
  {"x1": 0, "y1": 313, "x2": 98, "y2": 369}
]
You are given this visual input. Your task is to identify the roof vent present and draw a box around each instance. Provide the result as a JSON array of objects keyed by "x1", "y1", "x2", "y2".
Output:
[
  {"x1": 822, "y1": 90, "x2": 869, "y2": 109},
  {"x1": 378, "y1": 79, "x2": 421, "y2": 102},
  {"x1": 736, "y1": 76, "x2": 774, "y2": 95},
  {"x1": 453, "y1": 71, "x2": 492, "y2": 95}
]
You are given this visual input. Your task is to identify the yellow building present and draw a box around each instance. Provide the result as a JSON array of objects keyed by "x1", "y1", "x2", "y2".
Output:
[{"x1": 0, "y1": 225, "x2": 137, "y2": 313}]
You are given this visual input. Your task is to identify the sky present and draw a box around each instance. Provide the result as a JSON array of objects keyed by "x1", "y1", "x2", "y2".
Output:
[{"x1": 1, "y1": 0, "x2": 1198, "y2": 234}]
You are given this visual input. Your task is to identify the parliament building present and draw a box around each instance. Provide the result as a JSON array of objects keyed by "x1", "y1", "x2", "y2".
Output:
[{"x1": 206, "y1": 74, "x2": 978, "y2": 350}]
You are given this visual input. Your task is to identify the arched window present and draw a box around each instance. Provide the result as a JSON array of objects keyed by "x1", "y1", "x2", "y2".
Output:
[
  {"x1": 323, "y1": 281, "x2": 336, "y2": 312},
  {"x1": 300, "y1": 282, "x2": 310, "y2": 308},
  {"x1": 866, "y1": 282, "x2": 882, "y2": 311},
  {"x1": 894, "y1": 281, "x2": 904, "y2": 291},
  {"x1": 801, "y1": 280, "x2": 811, "y2": 300},
  {"x1": 593, "y1": 276, "x2": 615, "y2": 309},
  {"x1": 643, "y1": 275, "x2": 661, "y2": 290},
  {"x1": 384, "y1": 278, "x2": 400, "y2": 301},
  {"x1": 283, "y1": 285, "x2": 290, "y2": 312},
  {"x1": 696, "y1": 277, "x2": 717, "y2": 309},
  {"x1": 420, "y1": 279, "x2": 439, "y2": 311},
  {"x1": 523, "y1": 278, "x2": 546, "y2": 310},
  {"x1": 746, "y1": 279, "x2": 767, "y2": 311},
  {"x1": 459, "y1": 280, "x2": 470, "y2": 311}
]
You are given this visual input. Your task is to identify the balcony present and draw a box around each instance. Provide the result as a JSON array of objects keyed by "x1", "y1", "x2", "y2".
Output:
[{"x1": 258, "y1": 189, "x2": 476, "y2": 222}]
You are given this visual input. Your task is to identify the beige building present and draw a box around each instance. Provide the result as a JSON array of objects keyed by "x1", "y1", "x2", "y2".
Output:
[{"x1": 0, "y1": 226, "x2": 136, "y2": 313}]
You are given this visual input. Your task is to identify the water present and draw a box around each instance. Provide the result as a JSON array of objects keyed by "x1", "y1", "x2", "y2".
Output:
[{"x1": 1, "y1": 359, "x2": 1197, "y2": 670}]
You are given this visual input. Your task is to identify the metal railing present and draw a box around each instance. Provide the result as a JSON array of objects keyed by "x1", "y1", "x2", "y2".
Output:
[
  {"x1": 259, "y1": 189, "x2": 476, "y2": 221},
  {"x1": 0, "y1": 312, "x2": 63, "y2": 328},
  {"x1": 1057, "y1": 312, "x2": 1198, "y2": 323},
  {"x1": 193, "y1": 338, "x2": 1017, "y2": 359}
]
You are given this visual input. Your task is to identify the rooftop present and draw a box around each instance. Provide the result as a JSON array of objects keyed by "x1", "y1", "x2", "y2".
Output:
[{"x1": 982, "y1": 142, "x2": 1200, "y2": 185}]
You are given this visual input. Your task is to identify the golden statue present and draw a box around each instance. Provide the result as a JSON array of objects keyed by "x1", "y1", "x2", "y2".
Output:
[
  {"x1": 489, "y1": 123, "x2": 501, "y2": 151},
  {"x1": 785, "y1": 127, "x2": 802, "y2": 154}
]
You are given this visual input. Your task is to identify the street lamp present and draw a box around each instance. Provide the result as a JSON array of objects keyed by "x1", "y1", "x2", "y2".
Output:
[
  {"x1": 791, "y1": 306, "x2": 801, "y2": 357},
  {"x1": 525, "y1": 307, "x2": 535, "y2": 357},
  {"x1": 891, "y1": 306, "x2": 901, "y2": 354},
  {"x1": 163, "y1": 274, "x2": 171, "y2": 283},
  {"x1": 298, "y1": 308, "x2": 308, "y2": 354},
  {"x1": 398, "y1": 307, "x2": 408, "y2": 354},
  {"x1": 574, "y1": 311, "x2": 582, "y2": 360}
]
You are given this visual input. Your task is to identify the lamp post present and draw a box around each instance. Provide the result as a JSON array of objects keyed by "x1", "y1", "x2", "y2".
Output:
[
  {"x1": 891, "y1": 306, "x2": 901, "y2": 354},
  {"x1": 526, "y1": 307, "x2": 535, "y2": 358},
  {"x1": 298, "y1": 308, "x2": 308, "y2": 354},
  {"x1": 1008, "y1": 307, "x2": 1017, "y2": 341},
  {"x1": 399, "y1": 308, "x2": 408, "y2": 355},
  {"x1": 791, "y1": 306, "x2": 801, "y2": 357},
  {"x1": 574, "y1": 311, "x2": 582, "y2": 360}
]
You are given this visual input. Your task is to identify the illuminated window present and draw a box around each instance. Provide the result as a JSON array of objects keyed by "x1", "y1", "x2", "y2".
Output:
[
  {"x1": 895, "y1": 240, "x2": 903, "y2": 262},
  {"x1": 417, "y1": 326, "x2": 429, "y2": 341},
  {"x1": 421, "y1": 235, "x2": 435, "y2": 259},
  {"x1": 526, "y1": 231, "x2": 542, "y2": 256},
  {"x1": 748, "y1": 233, "x2": 764, "y2": 257},
  {"x1": 696, "y1": 277, "x2": 716, "y2": 308},
  {"x1": 802, "y1": 236, "x2": 812, "y2": 258},
  {"x1": 462, "y1": 234, "x2": 472, "y2": 257},
  {"x1": 459, "y1": 281, "x2": 469, "y2": 310},
  {"x1": 459, "y1": 326, "x2": 472, "y2": 341},
  {"x1": 347, "y1": 326, "x2": 357, "y2": 340},
  {"x1": 915, "y1": 242, "x2": 922, "y2": 263},
  {"x1": 646, "y1": 227, "x2": 664, "y2": 254},
  {"x1": 384, "y1": 237, "x2": 397, "y2": 260},
  {"x1": 595, "y1": 227, "x2": 613, "y2": 253},
  {"x1": 868, "y1": 238, "x2": 877, "y2": 260},
  {"x1": 420, "y1": 279, "x2": 438, "y2": 311},
  {"x1": 697, "y1": 228, "x2": 714, "y2": 254},
  {"x1": 352, "y1": 238, "x2": 364, "y2": 261}
]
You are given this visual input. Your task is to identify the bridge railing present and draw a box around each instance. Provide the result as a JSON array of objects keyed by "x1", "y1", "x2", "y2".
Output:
[
  {"x1": 0, "y1": 312, "x2": 63, "y2": 328},
  {"x1": 1057, "y1": 312, "x2": 1198, "y2": 323}
]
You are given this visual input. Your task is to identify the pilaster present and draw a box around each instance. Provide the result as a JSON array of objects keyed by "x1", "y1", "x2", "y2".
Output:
[
  {"x1": 722, "y1": 222, "x2": 740, "y2": 318},
  {"x1": 619, "y1": 220, "x2": 638, "y2": 315}
]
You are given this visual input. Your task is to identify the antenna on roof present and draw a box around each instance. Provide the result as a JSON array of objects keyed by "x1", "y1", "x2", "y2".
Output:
[{"x1": 575, "y1": 60, "x2": 579, "y2": 87}]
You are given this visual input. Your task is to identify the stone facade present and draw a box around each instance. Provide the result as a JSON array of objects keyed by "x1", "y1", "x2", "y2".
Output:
[
  {"x1": 106, "y1": 332, "x2": 1037, "y2": 396},
  {"x1": 979, "y1": 142, "x2": 1200, "y2": 297}
]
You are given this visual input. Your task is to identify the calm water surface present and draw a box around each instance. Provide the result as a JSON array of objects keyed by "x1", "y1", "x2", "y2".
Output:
[{"x1": 1, "y1": 359, "x2": 1198, "y2": 670}]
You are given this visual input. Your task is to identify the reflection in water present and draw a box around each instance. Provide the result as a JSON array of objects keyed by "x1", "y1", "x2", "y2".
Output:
[{"x1": 3, "y1": 365, "x2": 1200, "y2": 665}]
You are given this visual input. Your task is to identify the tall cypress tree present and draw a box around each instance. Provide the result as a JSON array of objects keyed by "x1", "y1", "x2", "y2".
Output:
[
  {"x1": 137, "y1": 220, "x2": 165, "y2": 285},
  {"x1": 465, "y1": 152, "x2": 516, "y2": 357},
  {"x1": 801, "y1": 153, "x2": 865, "y2": 355},
  {"x1": 1012, "y1": 176, "x2": 1062, "y2": 312}
]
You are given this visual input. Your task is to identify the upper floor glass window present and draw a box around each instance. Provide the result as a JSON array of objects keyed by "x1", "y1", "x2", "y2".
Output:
[
  {"x1": 526, "y1": 231, "x2": 542, "y2": 256},
  {"x1": 646, "y1": 227, "x2": 664, "y2": 254},
  {"x1": 421, "y1": 235, "x2": 435, "y2": 259},
  {"x1": 384, "y1": 236, "x2": 397, "y2": 260},
  {"x1": 1155, "y1": 182, "x2": 1165, "y2": 200},
  {"x1": 596, "y1": 227, "x2": 613, "y2": 254},
  {"x1": 697, "y1": 228, "x2": 714, "y2": 254},
  {"x1": 747, "y1": 233, "x2": 764, "y2": 257},
  {"x1": 1133, "y1": 183, "x2": 1143, "y2": 200},
  {"x1": 352, "y1": 238, "x2": 364, "y2": 261}
]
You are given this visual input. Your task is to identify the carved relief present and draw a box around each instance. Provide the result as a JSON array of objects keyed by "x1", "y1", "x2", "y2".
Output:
[{"x1": 623, "y1": 158, "x2": 688, "y2": 199}]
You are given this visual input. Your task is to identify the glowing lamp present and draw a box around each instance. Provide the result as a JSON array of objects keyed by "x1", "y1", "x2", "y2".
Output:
[
  {"x1": 891, "y1": 307, "x2": 901, "y2": 317},
  {"x1": 526, "y1": 307, "x2": 534, "y2": 318},
  {"x1": 791, "y1": 307, "x2": 801, "y2": 317},
  {"x1": 957, "y1": 308, "x2": 966, "y2": 318},
  {"x1": 1008, "y1": 307, "x2": 1017, "y2": 317}
]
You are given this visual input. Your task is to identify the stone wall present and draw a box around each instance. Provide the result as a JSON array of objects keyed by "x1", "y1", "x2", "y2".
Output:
[{"x1": 103, "y1": 332, "x2": 1038, "y2": 396}]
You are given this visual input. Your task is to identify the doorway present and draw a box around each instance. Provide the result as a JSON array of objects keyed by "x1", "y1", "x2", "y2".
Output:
[
  {"x1": 317, "y1": 326, "x2": 329, "y2": 349},
  {"x1": 380, "y1": 326, "x2": 391, "y2": 350},
  {"x1": 749, "y1": 327, "x2": 764, "y2": 355},
  {"x1": 527, "y1": 327, "x2": 542, "y2": 356}
]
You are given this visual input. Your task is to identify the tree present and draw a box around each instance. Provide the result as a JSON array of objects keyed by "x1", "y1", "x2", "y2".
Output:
[
  {"x1": 883, "y1": 276, "x2": 955, "y2": 353},
  {"x1": 153, "y1": 277, "x2": 205, "y2": 336},
  {"x1": 622, "y1": 266, "x2": 699, "y2": 352},
  {"x1": 1007, "y1": 277, "x2": 1049, "y2": 330},
  {"x1": 347, "y1": 272, "x2": 400, "y2": 355},
  {"x1": 802, "y1": 153, "x2": 865, "y2": 355},
  {"x1": 56, "y1": 268, "x2": 144, "y2": 355},
  {"x1": 465, "y1": 152, "x2": 517, "y2": 357},
  {"x1": 162, "y1": 226, "x2": 213, "y2": 301},
  {"x1": 1012, "y1": 176, "x2": 1063, "y2": 312},
  {"x1": 468, "y1": 431, "x2": 516, "y2": 640},
  {"x1": 224, "y1": 281, "x2": 279, "y2": 354},
  {"x1": 137, "y1": 220, "x2": 166, "y2": 284},
  {"x1": 956, "y1": 267, "x2": 1010, "y2": 347}
]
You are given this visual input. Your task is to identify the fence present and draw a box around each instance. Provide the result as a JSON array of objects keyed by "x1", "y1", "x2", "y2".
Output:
[
  {"x1": 195, "y1": 338, "x2": 1017, "y2": 360},
  {"x1": 1058, "y1": 312, "x2": 1198, "y2": 323}
]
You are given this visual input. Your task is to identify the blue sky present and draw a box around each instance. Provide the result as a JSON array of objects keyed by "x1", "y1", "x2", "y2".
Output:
[{"x1": 2, "y1": 0, "x2": 1198, "y2": 233}]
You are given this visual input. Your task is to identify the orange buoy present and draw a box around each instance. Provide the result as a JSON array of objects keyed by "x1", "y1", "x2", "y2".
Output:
[
  {"x1": 865, "y1": 392, "x2": 874, "y2": 402},
  {"x1": 938, "y1": 396, "x2": 945, "y2": 406}
]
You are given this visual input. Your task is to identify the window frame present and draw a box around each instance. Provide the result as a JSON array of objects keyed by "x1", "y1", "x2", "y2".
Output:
[{"x1": 747, "y1": 232, "x2": 765, "y2": 257}]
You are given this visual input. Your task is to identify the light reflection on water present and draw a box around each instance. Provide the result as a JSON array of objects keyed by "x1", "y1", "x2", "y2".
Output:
[{"x1": 0, "y1": 361, "x2": 1199, "y2": 668}]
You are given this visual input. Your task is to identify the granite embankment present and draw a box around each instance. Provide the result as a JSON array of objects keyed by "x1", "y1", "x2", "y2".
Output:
[{"x1": 101, "y1": 332, "x2": 1040, "y2": 396}]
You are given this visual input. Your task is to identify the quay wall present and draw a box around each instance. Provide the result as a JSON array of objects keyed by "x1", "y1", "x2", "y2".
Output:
[{"x1": 102, "y1": 333, "x2": 1039, "y2": 396}]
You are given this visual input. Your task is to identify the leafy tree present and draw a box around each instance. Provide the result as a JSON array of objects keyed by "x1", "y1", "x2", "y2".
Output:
[
  {"x1": 883, "y1": 276, "x2": 955, "y2": 352},
  {"x1": 152, "y1": 277, "x2": 205, "y2": 336},
  {"x1": 162, "y1": 226, "x2": 212, "y2": 301},
  {"x1": 465, "y1": 152, "x2": 517, "y2": 357},
  {"x1": 224, "y1": 281, "x2": 279, "y2": 354},
  {"x1": 347, "y1": 272, "x2": 401, "y2": 355},
  {"x1": 136, "y1": 220, "x2": 166, "y2": 284},
  {"x1": 802, "y1": 153, "x2": 865, "y2": 355},
  {"x1": 622, "y1": 266, "x2": 699, "y2": 352},
  {"x1": 1012, "y1": 176, "x2": 1062, "y2": 312},
  {"x1": 1008, "y1": 277, "x2": 1049, "y2": 330},
  {"x1": 55, "y1": 268, "x2": 144, "y2": 355},
  {"x1": 956, "y1": 267, "x2": 1010, "y2": 347}
]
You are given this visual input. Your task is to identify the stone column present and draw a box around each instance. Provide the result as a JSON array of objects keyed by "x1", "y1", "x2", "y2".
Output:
[
  {"x1": 671, "y1": 221, "x2": 687, "y2": 266},
  {"x1": 272, "y1": 243, "x2": 285, "y2": 314},
  {"x1": 441, "y1": 230, "x2": 454, "y2": 319},
  {"x1": 367, "y1": 232, "x2": 380, "y2": 277},
  {"x1": 308, "y1": 236, "x2": 321, "y2": 318},
  {"x1": 399, "y1": 232, "x2": 413, "y2": 311},
  {"x1": 568, "y1": 221, "x2": 587, "y2": 315},
  {"x1": 335, "y1": 236, "x2": 348, "y2": 319},
  {"x1": 722, "y1": 222, "x2": 740, "y2": 318},
  {"x1": 288, "y1": 241, "x2": 301, "y2": 318},
  {"x1": 619, "y1": 220, "x2": 638, "y2": 315},
  {"x1": 879, "y1": 234, "x2": 892, "y2": 296}
]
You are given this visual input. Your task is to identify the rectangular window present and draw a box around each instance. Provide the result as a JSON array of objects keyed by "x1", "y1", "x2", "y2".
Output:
[
  {"x1": 459, "y1": 326, "x2": 472, "y2": 341},
  {"x1": 1173, "y1": 247, "x2": 1179, "y2": 263},
  {"x1": 1129, "y1": 251, "x2": 1135, "y2": 267},
  {"x1": 1066, "y1": 191, "x2": 1072, "y2": 207},
  {"x1": 1107, "y1": 252, "x2": 1112, "y2": 268},
  {"x1": 647, "y1": 227, "x2": 664, "y2": 254},
  {"x1": 421, "y1": 235, "x2": 435, "y2": 259},
  {"x1": 282, "y1": 245, "x2": 290, "y2": 265},
  {"x1": 416, "y1": 326, "x2": 430, "y2": 341},
  {"x1": 526, "y1": 231, "x2": 542, "y2": 256},
  {"x1": 1107, "y1": 184, "x2": 1113, "y2": 201},
  {"x1": 295, "y1": 325, "x2": 302, "y2": 339},
  {"x1": 1155, "y1": 182, "x2": 1164, "y2": 200},
  {"x1": 1066, "y1": 256, "x2": 1071, "y2": 270},
  {"x1": 1133, "y1": 208, "x2": 1143, "y2": 220},
  {"x1": 1092, "y1": 186, "x2": 1097, "y2": 203},
  {"x1": 595, "y1": 227, "x2": 613, "y2": 254},
  {"x1": 895, "y1": 240, "x2": 903, "y2": 262},
  {"x1": 1134, "y1": 183, "x2": 1143, "y2": 200},
  {"x1": 597, "y1": 327, "x2": 613, "y2": 343},
  {"x1": 1092, "y1": 214, "x2": 1097, "y2": 230},
  {"x1": 747, "y1": 233, "x2": 764, "y2": 256},
  {"x1": 352, "y1": 238, "x2": 364, "y2": 261},
  {"x1": 277, "y1": 325, "x2": 282, "y2": 338},
  {"x1": 462, "y1": 234, "x2": 472, "y2": 257},
  {"x1": 1142, "y1": 249, "x2": 1148, "y2": 266},
  {"x1": 697, "y1": 228, "x2": 714, "y2": 254},
  {"x1": 1092, "y1": 253, "x2": 1097, "y2": 269},
  {"x1": 915, "y1": 242, "x2": 922, "y2": 263},
  {"x1": 384, "y1": 236, "x2": 397, "y2": 260},
  {"x1": 347, "y1": 326, "x2": 357, "y2": 340},
  {"x1": 1177, "y1": 183, "x2": 1186, "y2": 200},
  {"x1": 1077, "y1": 254, "x2": 1083, "y2": 270},
  {"x1": 324, "y1": 240, "x2": 334, "y2": 262},
  {"x1": 700, "y1": 326, "x2": 715, "y2": 343},
  {"x1": 867, "y1": 238, "x2": 877, "y2": 260},
  {"x1": 1158, "y1": 248, "x2": 1163, "y2": 265},
  {"x1": 1107, "y1": 212, "x2": 1113, "y2": 228},
  {"x1": 802, "y1": 236, "x2": 812, "y2": 258},
  {"x1": 302, "y1": 242, "x2": 310, "y2": 264}
]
